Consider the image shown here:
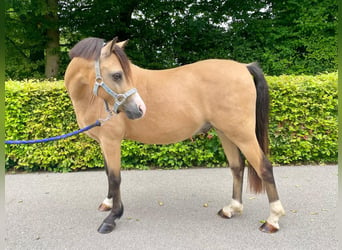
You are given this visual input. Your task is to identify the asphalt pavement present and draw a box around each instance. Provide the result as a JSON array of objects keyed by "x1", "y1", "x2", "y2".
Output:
[{"x1": 5, "y1": 165, "x2": 338, "y2": 250}]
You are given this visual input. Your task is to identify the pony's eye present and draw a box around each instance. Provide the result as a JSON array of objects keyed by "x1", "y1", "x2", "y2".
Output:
[{"x1": 112, "y1": 72, "x2": 122, "y2": 82}]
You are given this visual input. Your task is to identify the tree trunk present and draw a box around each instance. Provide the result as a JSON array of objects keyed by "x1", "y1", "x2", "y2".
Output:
[
  {"x1": 45, "y1": 29, "x2": 59, "y2": 78},
  {"x1": 45, "y1": 0, "x2": 59, "y2": 78}
]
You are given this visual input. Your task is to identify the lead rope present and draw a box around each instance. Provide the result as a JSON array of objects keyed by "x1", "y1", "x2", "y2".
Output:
[{"x1": 5, "y1": 113, "x2": 114, "y2": 145}]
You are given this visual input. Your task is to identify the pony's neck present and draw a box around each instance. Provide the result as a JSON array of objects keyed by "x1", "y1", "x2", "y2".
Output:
[
  {"x1": 130, "y1": 64, "x2": 155, "y2": 88},
  {"x1": 66, "y1": 59, "x2": 102, "y2": 125}
]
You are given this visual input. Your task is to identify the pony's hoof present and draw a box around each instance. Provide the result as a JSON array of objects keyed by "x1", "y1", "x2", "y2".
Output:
[
  {"x1": 98, "y1": 203, "x2": 111, "y2": 212},
  {"x1": 97, "y1": 222, "x2": 116, "y2": 234},
  {"x1": 259, "y1": 221, "x2": 279, "y2": 233},
  {"x1": 217, "y1": 209, "x2": 232, "y2": 219}
]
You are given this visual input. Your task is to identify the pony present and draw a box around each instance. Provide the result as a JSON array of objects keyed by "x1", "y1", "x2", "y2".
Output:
[{"x1": 64, "y1": 36, "x2": 285, "y2": 234}]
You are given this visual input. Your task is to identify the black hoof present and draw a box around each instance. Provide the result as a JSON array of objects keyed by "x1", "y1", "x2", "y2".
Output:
[
  {"x1": 217, "y1": 209, "x2": 231, "y2": 219},
  {"x1": 259, "y1": 221, "x2": 279, "y2": 233},
  {"x1": 97, "y1": 222, "x2": 116, "y2": 234}
]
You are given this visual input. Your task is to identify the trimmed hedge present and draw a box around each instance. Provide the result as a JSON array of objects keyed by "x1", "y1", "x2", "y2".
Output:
[
  {"x1": 5, "y1": 73, "x2": 337, "y2": 172},
  {"x1": 267, "y1": 74, "x2": 337, "y2": 164}
]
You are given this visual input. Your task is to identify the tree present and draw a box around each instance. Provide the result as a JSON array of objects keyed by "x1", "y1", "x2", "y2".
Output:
[
  {"x1": 6, "y1": 0, "x2": 46, "y2": 79},
  {"x1": 225, "y1": 0, "x2": 337, "y2": 75},
  {"x1": 59, "y1": 0, "x2": 337, "y2": 74},
  {"x1": 59, "y1": 0, "x2": 141, "y2": 44},
  {"x1": 5, "y1": 0, "x2": 337, "y2": 79},
  {"x1": 45, "y1": 0, "x2": 59, "y2": 78},
  {"x1": 5, "y1": 0, "x2": 60, "y2": 79}
]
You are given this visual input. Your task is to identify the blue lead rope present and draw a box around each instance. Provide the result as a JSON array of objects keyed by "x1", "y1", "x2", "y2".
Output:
[{"x1": 5, "y1": 120, "x2": 101, "y2": 145}]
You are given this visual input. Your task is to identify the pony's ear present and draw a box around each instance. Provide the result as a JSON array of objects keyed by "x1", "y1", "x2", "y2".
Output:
[
  {"x1": 116, "y1": 40, "x2": 129, "y2": 49},
  {"x1": 101, "y1": 39, "x2": 116, "y2": 57},
  {"x1": 110, "y1": 37, "x2": 119, "y2": 52},
  {"x1": 102, "y1": 37, "x2": 128, "y2": 56},
  {"x1": 109, "y1": 37, "x2": 128, "y2": 51}
]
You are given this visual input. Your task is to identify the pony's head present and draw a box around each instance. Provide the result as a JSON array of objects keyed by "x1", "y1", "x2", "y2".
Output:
[{"x1": 69, "y1": 37, "x2": 146, "y2": 120}]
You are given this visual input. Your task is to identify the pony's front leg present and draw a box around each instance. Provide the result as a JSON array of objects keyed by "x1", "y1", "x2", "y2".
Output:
[
  {"x1": 97, "y1": 140, "x2": 124, "y2": 234},
  {"x1": 98, "y1": 159, "x2": 114, "y2": 212}
]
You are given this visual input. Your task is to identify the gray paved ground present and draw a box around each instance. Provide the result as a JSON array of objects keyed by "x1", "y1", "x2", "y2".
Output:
[{"x1": 5, "y1": 165, "x2": 338, "y2": 250}]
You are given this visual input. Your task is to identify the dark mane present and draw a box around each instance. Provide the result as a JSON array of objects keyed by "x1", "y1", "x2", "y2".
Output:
[
  {"x1": 69, "y1": 37, "x2": 105, "y2": 60},
  {"x1": 69, "y1": 37, "x2": 132, "y2": 80}
]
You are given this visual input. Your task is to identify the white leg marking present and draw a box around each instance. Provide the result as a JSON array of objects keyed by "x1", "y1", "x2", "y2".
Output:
[
  {"x1": 266, "y1": 200, "x2": 285, "y2": 229},
  {"x1": 102, "y1": 197, "x2": 113, "y2": 208},
  {"x1": 222, "y1": 199, "x2": 243, "y2": 218}
]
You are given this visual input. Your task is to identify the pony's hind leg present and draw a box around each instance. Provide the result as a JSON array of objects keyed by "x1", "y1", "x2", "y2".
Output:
[
  {"x1": 237, "y1": 138, "x2": 285, "y2": 233},
  {"x1": 216, "y1": 131, "x2": 245, "y2": 219},
  {"x1": 258, "y1": 157, "x2": 285, "y2": 233}
]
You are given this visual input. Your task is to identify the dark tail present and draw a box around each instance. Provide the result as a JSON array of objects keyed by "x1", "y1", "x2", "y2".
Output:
[{"x1": 246, "y1": 62, "x2": 270, "y2": 193}]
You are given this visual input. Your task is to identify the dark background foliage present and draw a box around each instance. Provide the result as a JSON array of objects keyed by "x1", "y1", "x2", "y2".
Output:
[{"x1": 5, "y1": 0, "x2": 337, "y2": 79}]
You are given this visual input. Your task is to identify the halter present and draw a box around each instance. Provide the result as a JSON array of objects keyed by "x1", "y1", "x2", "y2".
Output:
[{"x1": 93, "y1": 59, "x2": 137, "y2": 114}]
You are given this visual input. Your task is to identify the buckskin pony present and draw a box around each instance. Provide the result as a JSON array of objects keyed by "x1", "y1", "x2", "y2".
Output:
[{"x1": 64, "y1": 36, "x2": 285, "y2": 234}]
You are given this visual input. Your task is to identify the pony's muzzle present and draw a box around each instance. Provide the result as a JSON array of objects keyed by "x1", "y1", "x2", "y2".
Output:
[{"x1": 122, "y1": 92, "x2": 146, "y2": 120}]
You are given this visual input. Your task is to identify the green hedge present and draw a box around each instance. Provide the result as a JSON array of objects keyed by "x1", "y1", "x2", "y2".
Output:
[
  {"x1": 267, "y1": 74, "x2": 337, "y2": 164},
  {"x1": 5, "y1": 73, "x2": 337, "y2": 172}
]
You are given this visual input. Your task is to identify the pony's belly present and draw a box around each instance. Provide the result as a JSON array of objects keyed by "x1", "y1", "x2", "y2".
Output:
[
  {"x1": 126, "y1": 129, "x2": 195, "y2": 144},
  {"x1": 125, "y1": 122, "x2": 207, "y2": 145}
]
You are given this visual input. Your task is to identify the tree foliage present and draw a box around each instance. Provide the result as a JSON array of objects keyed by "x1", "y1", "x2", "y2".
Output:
[
  {"x1": 5, "y1": 0, "x2": 337, "y2": 79},
  {"x1": 6, "y1": 0, "x2": 48, "y2": 79}
]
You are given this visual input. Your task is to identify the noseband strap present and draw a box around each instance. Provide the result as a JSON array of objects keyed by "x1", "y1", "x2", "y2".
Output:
[{"x1": 93, "y1": 60, "x2": 137, "y2": 114}]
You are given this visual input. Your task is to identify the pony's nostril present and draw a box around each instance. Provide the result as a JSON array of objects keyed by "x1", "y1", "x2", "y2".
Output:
[{"x1": 138, "y1": 104, "x2": 145, "y2": 116}]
